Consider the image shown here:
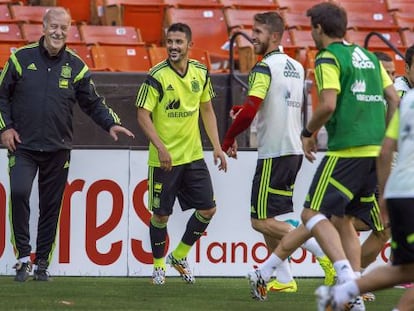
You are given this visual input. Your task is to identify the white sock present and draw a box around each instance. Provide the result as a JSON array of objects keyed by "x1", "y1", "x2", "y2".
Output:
[
  {"x1": 333, "y1": 280, "x2": 360, "y2": 305},
  {"x1": 333, "y1": 260, "x2": 356, "y2": 283},
  {"x1": 275, "y1": 259, "x2": 294, "y2": 283},
  {"x1": 302, "y1": 237, "x2": 325, "y2": 258},
  {"x1": 354, "y1": 271, "x2": 361, "y2": 279},
  {"x1": 260, "y1": 253, "x2": 283, "y2": 282},
  {"x1": 19, "y1": 256, "x2": 30, "y2": 263}
]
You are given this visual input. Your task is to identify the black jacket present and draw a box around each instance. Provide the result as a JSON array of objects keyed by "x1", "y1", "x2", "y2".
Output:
[{"x1": 0, "y1": 37, "x2": 121, "y2": 152}]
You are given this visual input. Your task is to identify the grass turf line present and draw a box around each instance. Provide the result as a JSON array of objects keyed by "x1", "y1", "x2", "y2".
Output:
[{"x1": 0, "y1": 277, "x2": 401, "y2": 310}]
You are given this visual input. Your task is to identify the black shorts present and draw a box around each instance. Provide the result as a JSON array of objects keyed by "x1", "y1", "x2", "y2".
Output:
[
  {"x1": 351, "y1": 191, "x2": 385, "y2": 232},
  {"x1": 387, "y1": 198, "x2": 414, "y2": 265},
  {"x1": 147, "y1": 159, "x2": 215, "y2": 216},
  {"x1": 251, "y1": 155, "x2": 303, "y2": 220},
  {"x1": 304, "y1": 156, "x2": 377, "y2": 218}
]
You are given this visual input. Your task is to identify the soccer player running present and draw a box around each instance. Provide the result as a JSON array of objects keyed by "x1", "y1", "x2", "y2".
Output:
[
  {"x1": 246, "y1": 3, "x2": 399, "y2": 309},
  {"x1": 135, "y1": 23, "x2": 227, "y2": 285},
  {"x1": 316, "y1": 89, "x2": 414, "y2": 311},
  {"x1": 221, "y1": 11, "x2": 335, "y2": 293}
]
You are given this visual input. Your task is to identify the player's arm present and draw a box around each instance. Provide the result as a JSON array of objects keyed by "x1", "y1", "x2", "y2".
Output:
[
  {"x1": 221, "y1": 95, "x2": 263, "y2": 153},
  {"x1": 137, "y1": 107, "x2": 172, "y2": 171},
  {"x1": 200, "y1": 100, "x2": 227, "y2": 172}
]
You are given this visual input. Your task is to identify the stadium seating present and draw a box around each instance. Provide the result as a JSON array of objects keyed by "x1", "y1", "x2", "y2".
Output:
[
  {"x1": 0, "y1": 23, "x2": 25, "y2": 43},
  {"x1": 220, "y1": 0, "x2": 277, "y2": 10},
  {"x1": 165, "y1": 0, "x2": 223, "y2": 8},
  {"x1": 346, "y1": 11, "x2": 397, "y2": 32},
  {"x1": 224, "y1": 8, "x2": 264, "y2": 30},
  {"x1": 400, "y1": 29, "x2": 414, "y2": 48},
  {"x1": 56, "y1": 0, "x2": 90, "y2": 23},
  {"x1": 281, "y1": 11, "x2": 310, "y2": 30},
  {"x1": 0, "y1": 4, "x2": 14, "y2": 23},
  {"x1": 103, "y1": 0, "x2": 167, "y2": 45},
  {"x1": 346, "y1": 29, "x2": 404, "y2": 49},
  {"x1": 385, "y1": 0, "x2": 414, "y2": 12},
  {"x1": 165, "y1": 7, "x2": 230, "y2": 70},
  {"x1": 21, "y1": 23, "x2": 82, "y2": 44},
  {"x1": 79, "y1": 24, "x2": 143, "y2": 46},
  {"x1": 336, "y1": 0, "x2": 389, "y2": 15},
  {"x1": 275, "y1": 0, "x2": 323, "y2": 12},
  {"x1": 0, "y1": 42, "x2": 23, "y2": 68},
  {"x1": 67, "y1": 43, "x2": 95, "y2": 69},
  {"x1": 9, "y1": 5, "x2": 57, "y2": 24},
  {"x1": 90, "y1": 44, "x2": 151, "y2": 72},
  {"x1": 392, "y1": 13, "x2": 414, "y2": 32}
]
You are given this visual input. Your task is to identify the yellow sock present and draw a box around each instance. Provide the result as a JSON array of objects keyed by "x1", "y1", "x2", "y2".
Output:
[
  {"x1": 153, "y1": 257, "x2": 166, "y2": 270},
  {"x1": 172, "y1": 242, "x2": 191, "y2": 259}
]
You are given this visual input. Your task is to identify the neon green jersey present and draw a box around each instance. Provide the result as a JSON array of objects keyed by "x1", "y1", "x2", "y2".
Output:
[{"x1": 136, "y1": 59, "x2": 215, "y2": 166}]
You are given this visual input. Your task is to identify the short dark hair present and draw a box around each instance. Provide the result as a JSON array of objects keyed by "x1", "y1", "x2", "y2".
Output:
[
  {"x1": 373, "y1": 51, "x2": 393, "y2": 62},
  {"x1": 167, "y1": 23, "x2": 192, "y2": 42},
  {"x1": 253, "y1": 11, "x2": 285, "y2": 36},
  {"x1": 405, "y1": 45, "x2": 414, "y2": 67},
  {"x1": 306, "y1": 2, "x2": 347, "y2": 39}
]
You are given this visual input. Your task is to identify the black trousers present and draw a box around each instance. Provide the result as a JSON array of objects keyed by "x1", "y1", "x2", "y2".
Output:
[{"x1": 9, "y1": 148, "x2": 70, "y2": 265}]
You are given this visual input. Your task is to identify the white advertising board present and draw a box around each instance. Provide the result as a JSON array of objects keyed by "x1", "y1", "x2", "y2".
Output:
[{"x1": 0, "y1": 149, "x2": 390, "y2": 277}]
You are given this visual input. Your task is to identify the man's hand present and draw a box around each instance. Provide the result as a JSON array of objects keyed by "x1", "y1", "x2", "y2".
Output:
[
  {"x1": 301, "y1": 135, "x2": 317, "y2": 162},
  {"x1": 1, "y1": 128, "x2": 21, "y2": 152},
  {"x1": 213, "y1": 148, "x2": 227, "y2": 172},
  {"x1": 109, "y1": 125, "x2": 135, "y2": 141}
]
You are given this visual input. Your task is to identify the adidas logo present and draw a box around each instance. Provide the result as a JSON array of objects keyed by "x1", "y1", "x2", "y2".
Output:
[
  {"x1": 283, "y1": 59, "x2": 300, "y2": 78},
  {"x1": 352, "y1": 47, "x2": 375, "y2": 69},
  {"x1": 63, "y1": 161, "x2": 70, "y2": 169},
  {"x1": 27, "y1": 63, "x2": 37, "y2": 70},
  {"x1": 166, "y1": 84, "x2": 174, "y2": 91}
]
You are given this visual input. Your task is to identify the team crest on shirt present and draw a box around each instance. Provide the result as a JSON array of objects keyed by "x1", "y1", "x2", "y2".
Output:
[
  {"x1": 191, "y1": 80, "x2": 200, "y2": 92},
  {"x1": 61, "y1": 65, "x2": 72, "y2": 78}
]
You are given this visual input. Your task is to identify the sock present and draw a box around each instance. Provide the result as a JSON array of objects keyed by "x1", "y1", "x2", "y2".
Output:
[
  {"x1": 181, "y1": 211, "x2": 211, "y2": 246},
  {"x1": 302, "y1": 237, "x2": 325, "y2": 258},
  {"x1": 172, "y1": 241, "x2": 192, "y2": 260},
  {"x1": 150, "y1": 217, "x2": 168, "y2": 259},
  {"x1": 19, "y1": 256, "x2": 30, "y2": 263},
  {"x1": 333, "y1": 280, "x2": 360, "y2": 305},
  {"x1": 260, "y1": 253, "x2": 283, "y2": 282},
  {"x1": 153, "y1": 257, "x2": 166, "y2": 270},
  {"x1": 354, "y1": 271, "x2": 361, "y2": 279},
  {"x1": 334, "y1": 260, "x2": 356, "y2": 283},
  {"x1": 275, "y1": 259, "x2": 294, "y2": 283}
]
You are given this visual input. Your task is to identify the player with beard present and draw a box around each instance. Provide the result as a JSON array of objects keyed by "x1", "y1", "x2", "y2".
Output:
[
  {"x1": 136, "y1": 23, "x2": 227, "y2": 285},
  {"x1": 221, "y1": 11, "x2": 335, "y2": 293}
]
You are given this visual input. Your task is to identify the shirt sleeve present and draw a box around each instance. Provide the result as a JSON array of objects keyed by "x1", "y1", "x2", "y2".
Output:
[
  {"x1": 0, "y1": 57, "x2": 19, "y2": 132},
  {"x1": 247, "y1": 61, "x2": 271, "y2": 99},
  {"x1": 379, "y1": 62, "x2": 393, "y2": 89},
  {"x1": 385, "y1": 108, "x2": 399, "y2": 140},
  {"x1": 314, "y1": 51, "x2": 341, "y2": 93}
]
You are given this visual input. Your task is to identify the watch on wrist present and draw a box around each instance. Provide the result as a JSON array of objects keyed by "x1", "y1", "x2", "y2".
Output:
[{"x1": 301, "y1": 128, "x2": 313, "y2": 138}]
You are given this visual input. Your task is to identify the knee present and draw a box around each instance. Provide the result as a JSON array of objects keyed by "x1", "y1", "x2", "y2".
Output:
[
  {"x1": 152, "y1": 214, "x2": 169, "y2": 225},
  {"x1": 198, "y1": 207, "x2": 216, "y2": 219},
  {"x1": 250, "y1": 218, "x2": 264, "y2": 232},
  {"x1": 374, "y1": 229, "x2": 391, "y2": 244}
]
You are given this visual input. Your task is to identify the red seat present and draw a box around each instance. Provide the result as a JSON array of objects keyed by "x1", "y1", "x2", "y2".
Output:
[
  {"x1": 67, "y1": 43, "x2": 95, "y2": 69},
  {"x1": 90, "y1": 44, "x2": 151, "y2": 72},
  {"x1": 337, "y1": 0, "x2": 389, "y2": 15},
  {"x1": 0, "y1": 4, "x2": 13, "y2": 23},
  {"x1": 281, "y1": 11, "x2": 311, "y2": 30},
  {"x1": 220, "y1": 0, "x2": 277, "y2": 10},
  {"x1": 10, "y1": 5, "x2": 57, "y2": 24},
  {"x1": 0, "y1": 42, "x2": 24, "y2": 69},
  {"x1": 346, "y1": 11, "x2": 397, "y2": 32},
  {"x1": 165, "y1": 0, "x2": 223, "y2": 8},
  {"x1": 56, "y1": 0, "x2": 91, "y2": 23},
  {"x1": 224, "y1": 8, "x2": 264, "y2": 30},
  {"x1": 346, "y1": 29, "x2": 404, "y2": 49},
  {"x1": 103, "y1": 0, "x2": 166, "y2": 45},
  {"x1": 79, "y1": 24, "x2": 143, "y2": 46},
  {"x1": 275, "y1": 0, "x2": 325, "y2": 12},
  {"x1": 392, "y1": 12, "x2": 414, "y2": 32},
  {"x1": 0, "y1": 23, "x2": 25, "y2": 43},
  {"x1": 400, "y1": 29, "x2": 414, "y2": 48},
  {"x1": 385, "y1": 0, "x2": 414, "y2": 12},
  {"x1": 21, "y1": 23, "x2": 82, "y2": 44}
]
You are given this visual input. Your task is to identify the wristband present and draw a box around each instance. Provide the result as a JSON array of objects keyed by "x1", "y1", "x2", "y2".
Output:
[{"x1": 301, "y1": 128, "x2": 313, "y2": 138}]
